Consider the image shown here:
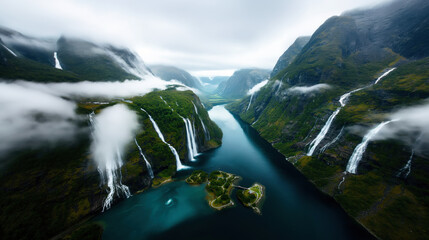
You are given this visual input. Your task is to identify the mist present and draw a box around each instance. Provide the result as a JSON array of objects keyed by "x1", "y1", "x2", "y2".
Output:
[
  {"x1": 248, "y1": 80, "x2": 269, "y2": 95},
  {"x1": 89, "y1": 104, "x2": 139, "y2": 209},
  {"x1": 0, "y1": 82, "x2": 77, "y2": 154},
  {"x1": 288, "y1": 84, "x2": 331, "y2": 94},
  {"x1": 354, "y1": 101, "x2": 429, "y2": 156},
  {"x1": 0, "y1": 75, "x2": 186, "y2": 155}
]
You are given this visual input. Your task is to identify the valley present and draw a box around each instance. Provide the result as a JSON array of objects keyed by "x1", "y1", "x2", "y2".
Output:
[{"x1": 0, "y1": 0, "x2": 428, "y2": 239}]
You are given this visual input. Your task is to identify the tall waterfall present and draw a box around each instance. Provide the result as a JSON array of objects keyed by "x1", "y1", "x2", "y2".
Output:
[
  {"x1": 88, "y1": 105, "x2": 139, "y2": 211},
  {"x1": 246, "y1": 94, "x2": 254, "y2": 111},
  {"x1": 134, "y1": 139, "x2": 154, "y2": 179},
  {"x1": 307, "y1": 68, "x2": 396, "y2": 156},
  {"x1": 141, "y1": 108, "x2": 188, "y2": 170},
  {"x1": 346, "y1": 120, "x2": 397, "y2": 174},
  {"x1": 54, "y1": 52, "x2": 63, "y2": 70},
  {"x1": 192, "y1": 102, "x2": 199, "y2": 114},
  {"x1": 181, "y1": 117, "x2": 199, "y2": 161},
  {"x1": 1, "y1": 43, "x2": 17, "y2": 57},
  {"x1": 199, "y1": 117, "x2": 210, "y2": 140},
  {"x1": 307, "y1": 108, "x2": 341, "y2": 156}
]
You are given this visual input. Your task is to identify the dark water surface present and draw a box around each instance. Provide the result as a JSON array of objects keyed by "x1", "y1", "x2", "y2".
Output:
[{"x1": 96, "y1": 105, "x2": 374, "y2": 240}]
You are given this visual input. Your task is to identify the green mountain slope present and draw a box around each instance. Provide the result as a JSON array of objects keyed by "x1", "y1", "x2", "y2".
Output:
[
  {"x1": 0, "y1": 41, "x2": 82, "y2": 82},
  {"x1": 0, "y1": 89, "x2": 221, "y2": 240},
  {"x1": 228, "y1": 0, "x2": 429, "y2": 239}
]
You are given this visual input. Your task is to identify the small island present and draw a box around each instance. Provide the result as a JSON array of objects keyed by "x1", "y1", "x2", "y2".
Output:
[
  {"x1": 186, "y1": 170, "x2": 241, "y2": 210},
  {"x1": 186, "y1": 170, "x2": 265, "y2": 213},
  {"x1": 236, "y1": 183, "x2": 265, "y2": 214},
  {"x1": 206, "y1": 171, "x2": 241, "y2": 210}
]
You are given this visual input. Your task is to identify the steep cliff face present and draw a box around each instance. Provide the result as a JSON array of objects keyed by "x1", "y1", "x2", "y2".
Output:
[
  {"x1": 216, "y1": 68, "x2": 270, "y2": 99},
  {"x1": 0, "y1": 88, "x2": 221, "y2": 240},
  {"x1": 270, "y1": 36, "x2": 310, "y2": 79},
  {"x1": 228, "y1": 0, "x2": 429, "y2": 238}
]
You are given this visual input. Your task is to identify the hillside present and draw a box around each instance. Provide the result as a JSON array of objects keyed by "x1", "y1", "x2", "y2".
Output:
[
  {"x1": 228, "y1": 0, "x2": 429, "y2": 239},
  {"x1": 0, "y1": 87, "x2": 222, "y2": 240}
]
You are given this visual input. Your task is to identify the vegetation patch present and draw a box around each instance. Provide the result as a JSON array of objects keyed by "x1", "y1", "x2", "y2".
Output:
[{"x1": 236, "y1": 183, "x2": 265, "y2": 214}]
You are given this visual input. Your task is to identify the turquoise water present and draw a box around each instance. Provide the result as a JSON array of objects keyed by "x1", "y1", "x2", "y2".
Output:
[{"x1": 96, "y1": 105, "x2": 374, "y2": 239}]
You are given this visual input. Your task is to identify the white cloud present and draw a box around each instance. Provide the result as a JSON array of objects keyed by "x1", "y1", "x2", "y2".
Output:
[
  {"x1": 248, "y1": 79, "x2": 269, "y2": 95},
  {"x1": 288, "y1": 83, "x2": 331, "y2": 94},
  {"x1": 0, "y1": 76, "x2": 188, "y2": 155},
  {"x1": 0, "y1": 0, "x2": 390, "y2": 72}
]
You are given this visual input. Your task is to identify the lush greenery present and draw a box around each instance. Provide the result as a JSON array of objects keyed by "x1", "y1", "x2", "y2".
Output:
[
  {"x1": 236, "y1": 183, "x2": 265, "y2": 214},
  {"x1": 228, "y1": 2, "x2": 429, "y2": 238},
  {"x1": 0, "y1": 45, "x2": 82, "y2": 82},
  {"x1": 206, "y1": 171, "x2": 239, "y2": 209},
  {"x1": 186, "y1": 170, "x2": 208, "y2": 185},
  {"x1": 0, "y1": 88, "x2": 222, "y2": 240}
]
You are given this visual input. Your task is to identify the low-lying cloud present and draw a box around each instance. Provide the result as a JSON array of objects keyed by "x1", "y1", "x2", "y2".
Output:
[
  {"x1": 0, "y1": 76, "x2": 185, "y2": 155},
  {"x1": 248, "y1": 79, "x2": 269, "y2": 95},
  {"x1": 368, "y1": 101, "x2": 429, "y2": 156},
  {"x1": 288, "y1": 83, "x2": 331, "y2": 94},
  {"x1": 0, "y1": 82, "x2": 78, "y2": 154}
]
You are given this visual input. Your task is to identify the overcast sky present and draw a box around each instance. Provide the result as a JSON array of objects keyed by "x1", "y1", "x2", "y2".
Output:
[{"x1": 0, "y1": 0, "x2": 390, "y2": 76}]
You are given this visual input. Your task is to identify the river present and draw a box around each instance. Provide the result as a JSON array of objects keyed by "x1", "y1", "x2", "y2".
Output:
[{"x1": 95, "y1": 105, "x2": 374, "y2": 239}]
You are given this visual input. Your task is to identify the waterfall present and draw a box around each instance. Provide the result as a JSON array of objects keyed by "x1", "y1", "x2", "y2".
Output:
[
  {"x1": 337, "y1": 176, "x2": 346, "y2": 190},
  {"x1": 1, "y1": 43, "x2": 17, "y2": 57},
  {"x1": 160, "y1": 96, "x2": 173, "y2": 111},
  {"x1": 134, "y1": 139, "x2": 154, "y2": 179},
  {"x1": 88, "y1": 105, "x2": 139, "y2": 211},
  {"x1": 319, "y1": 126, "x2": 345, "y2": 154},
  {"x1": 246, "y1": 94, "x2": 254, "y2": 111},
  {"x1": 140, "y1": 108, "x2": 188, "y2": 170},
  {"x1": 192, "y1": 102, "x2": 199, "y2": 114},
  {"x1": 199, "y1": 117, "x2": 210, "y2": 140},
  {"x1": 307, "y1": 108, "x2": 341, "y2": 156},
  {"x1": 396, "y1": 150, "x2": 413, "y2": 178},
  {"x1": 346, "y1": 120, "x2": 397, "y2": 174},
  {"x1": 374, "y1": 68, "x2": 396, "y2": 84},
  {"x1": 181, "y1": 117, "x2": 199, "y2": 161},
  {"x1": 396, "y1": 132, "x2": 423, "y2": 178},
  {"x1": 306, "y1": 68, "x2": 396, "y2": 156},
  {"x1": 54, "y1": 52, "x2": 63, "y2": 70}
]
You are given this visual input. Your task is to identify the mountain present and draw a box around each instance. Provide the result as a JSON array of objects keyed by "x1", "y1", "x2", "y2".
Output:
[
  {"x1": 150, "y1": 65, "x2": 203, "y2": 90},
  {"x1": 270, "y1": 36, "x2": 310, "y2": 79},
  {"x1": 228, "y1": 0, "x2": 429, "y2": 239},
  {"x1": 0, "y1": 27, "x2": 152, "y2": 82},
  {"x1": 0, "y1": 26, "x2": 223, "y2": 240},
  {"x1": 198, "y1": 76, "x2": 229, "y2": 92},
  {"x1": 0, "y1": 87, "x2": 222, "y2": 240},
  {"x1": 216, "y1": 68, "x2": 270, "y2": 99}
]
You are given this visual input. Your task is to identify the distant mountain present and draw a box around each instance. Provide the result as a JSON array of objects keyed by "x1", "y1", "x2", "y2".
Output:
[
  {"x1": 0, "y1": 27, "x2": 152, "y2": 82},
  {"x1": 228, "y1": 0, "x2": 429, "y2": 239},
  {"x1": 270, "y1": 36, "x2": 310, "y2": 79},
  {"x1": 150, "y1": 65, "x2": 203, "y2": 90},
  {"x1": 198, "y1": 76, "x2": 229, "y2": 92},
  {"x1": 216, "y1": 68, "x2": 270, "y2": 99}
]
